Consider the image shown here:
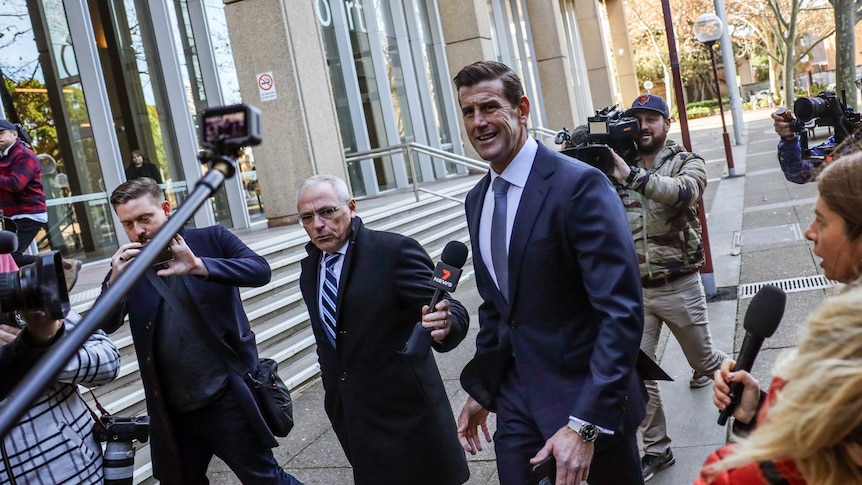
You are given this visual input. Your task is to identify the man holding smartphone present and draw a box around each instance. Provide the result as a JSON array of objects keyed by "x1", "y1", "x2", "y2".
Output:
[{"x1": 99, "y1": 177, "x2": 302, "y2": 485}]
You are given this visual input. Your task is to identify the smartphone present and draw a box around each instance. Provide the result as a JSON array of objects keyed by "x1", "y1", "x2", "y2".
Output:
[
  {"x1": 152, "y1": 244, "x2": 174, "y2": 266},
  {"x1": 530, "y1": 456, "x2": 555, "y2": 485}
]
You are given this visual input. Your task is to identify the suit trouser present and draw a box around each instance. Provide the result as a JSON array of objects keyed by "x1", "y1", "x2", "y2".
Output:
[
  {"x1": 638, "y1": 272, "x2": 727, "y2": 456},
  {"x1": 167, "y1": 384, "x2": 303, "y2": 485},
  {"x1": 494, "y1": 362, "x2": 644, "y2": 485}
]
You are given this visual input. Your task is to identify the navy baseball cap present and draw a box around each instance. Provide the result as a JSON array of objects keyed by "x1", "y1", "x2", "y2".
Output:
[
  {"x1": 0, "y1": 120, "x2": 14, "y2": 132},
  {"x1": 625, "y1": 94, "x2": 670, "y2": 118}
]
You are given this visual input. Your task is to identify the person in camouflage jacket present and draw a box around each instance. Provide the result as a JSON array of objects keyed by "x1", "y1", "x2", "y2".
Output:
[{"x1": 609, "y1": 94, "x2": 728, "y2": 482}]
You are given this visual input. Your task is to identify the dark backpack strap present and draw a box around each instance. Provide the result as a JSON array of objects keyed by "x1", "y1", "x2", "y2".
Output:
[{"x1": 144, "y1": 271, "x2": 256, "y2": 383}]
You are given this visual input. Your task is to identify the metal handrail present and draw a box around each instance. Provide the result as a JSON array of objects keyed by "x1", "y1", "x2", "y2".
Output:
[
  {"x1": 529, "y1": 126, "x2": 558, "y2": 139},
  {"x1": 343, "y1": 128, "x2": 552, "y2": 203},
  {"x1": 345, "y1": 142, "x2": 489, "y2": 202}
]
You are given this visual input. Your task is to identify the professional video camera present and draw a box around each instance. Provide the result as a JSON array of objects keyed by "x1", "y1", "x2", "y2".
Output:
[
  {"x1": 555, "y1": 104, "x2": 640, "y2": 176},
  {"x1": 0, "y1": 218, "x2": 69, "y2": 322},
  {"x1": 94, "y1": 415, "x2": 150, "y2": 485},
  {"x1": 788, "y1": 90, "x2": 862, "y2": 158}
]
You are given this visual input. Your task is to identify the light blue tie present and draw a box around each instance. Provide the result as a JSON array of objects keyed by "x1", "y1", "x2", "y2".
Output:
[
  {"x1": 321, "y1": 253, "x2": 341, "y2": 346},
  {"x1": 491, "y1": 177, "x2": 510, "y2": 302}
]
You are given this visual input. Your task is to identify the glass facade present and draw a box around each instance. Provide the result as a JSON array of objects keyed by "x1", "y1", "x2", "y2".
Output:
[
  {"x1": 316, "y1": 0, "x2": 462, "y2": 197},
  {"x1": 0, "y1": 0, "x2": 251, "y2": 264},
  {"x1": 486, "y1": 0, "x2": 548, "y2": 130}
]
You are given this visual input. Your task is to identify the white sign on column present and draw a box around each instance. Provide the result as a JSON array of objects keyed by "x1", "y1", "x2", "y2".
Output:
[{"x1": 257, "y1": 72, "x2": 277, "y2": 102}]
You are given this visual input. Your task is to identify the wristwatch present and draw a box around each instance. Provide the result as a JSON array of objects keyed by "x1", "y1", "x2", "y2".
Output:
[
  {"x1": 625, "y1": 166, "x2": 640, "y2": 185},
  {"x1": 567, "y1": 418, "x2": 599, "y2": 442}
]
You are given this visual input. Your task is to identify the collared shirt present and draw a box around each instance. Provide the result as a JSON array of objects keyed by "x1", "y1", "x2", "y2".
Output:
[
  {"x1": 478, "y1": 136, "x2": 537, "y2": 290},
  {"x1": 318, "y1": 241, "x2": 349, "y2": 321}
]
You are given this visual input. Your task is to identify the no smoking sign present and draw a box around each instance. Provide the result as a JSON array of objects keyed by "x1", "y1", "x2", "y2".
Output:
[{"x1": 257, "y1": 71, "x2": 277, "y2": 102}]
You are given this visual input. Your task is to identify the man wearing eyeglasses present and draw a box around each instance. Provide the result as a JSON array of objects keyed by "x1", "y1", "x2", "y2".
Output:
[
  {"x1": 771, "y1": 77, "x2": 862, "y2": 184},
  {"x1": 296, "y1": 174, "x2": 470, "y2": 485}
]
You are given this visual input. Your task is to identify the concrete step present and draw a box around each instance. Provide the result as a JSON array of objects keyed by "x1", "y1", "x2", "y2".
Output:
[{"x1": 73, "y1": 175, "x2": 480, "y2": 484}]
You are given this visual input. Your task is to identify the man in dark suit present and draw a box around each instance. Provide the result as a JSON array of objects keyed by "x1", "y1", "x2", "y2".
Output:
[
  {"x1": 297, "y1": 174, "x2": 470, "y2": 485},
  {"x1": 454, "y1": 60, "x2": 647, "y2": 484},
  {"x1": 100, "y1": 177, "x2": 301, "y2": 485}
]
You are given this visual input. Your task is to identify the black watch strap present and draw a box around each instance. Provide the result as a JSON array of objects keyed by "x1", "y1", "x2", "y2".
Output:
[{"x1": 625, "y1": 166, "x2": 640, "y2": 185}]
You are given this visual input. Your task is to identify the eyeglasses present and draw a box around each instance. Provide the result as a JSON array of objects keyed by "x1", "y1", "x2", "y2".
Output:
[
  {"x1": 298, "y1": 204, "x2": 344, "y2": 226},
  {"x1": 856, "y1": 78, "x2": 862, "y2": 90}
]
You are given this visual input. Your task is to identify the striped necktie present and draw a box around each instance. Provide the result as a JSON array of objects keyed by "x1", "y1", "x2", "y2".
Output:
[{"x1": 321, "y1": 252, "x2": 341, "y2": 346}]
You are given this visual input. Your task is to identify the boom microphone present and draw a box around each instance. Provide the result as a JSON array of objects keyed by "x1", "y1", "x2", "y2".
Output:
[
  {"x1": 401, "y1": 241, "x2": 469, "y2": 359},
  {"x1": 717, "y1": 284, "x2": 786, "y2": 425}
]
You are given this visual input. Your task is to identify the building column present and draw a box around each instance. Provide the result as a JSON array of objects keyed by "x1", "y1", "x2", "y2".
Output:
[
  {"x1": 224, "y1": 0, "x2": 346, "y2": 227},
  {"x1": 574, "y1": 0, "x2": 617, "y2": 108},
  {"x1": 437, "y1": 0, "x2": 496, "y2": 160},
  {"x1": 523, "y1": 0, "x2": 579, "y2": 131},
  {"x1": 606, "y1": 0, "x2": 639, "y2": 105}
]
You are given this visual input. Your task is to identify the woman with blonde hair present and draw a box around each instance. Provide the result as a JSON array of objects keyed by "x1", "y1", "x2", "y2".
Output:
[{"x1": 699, "y1": 151, "x2": 862, "y2": 484}]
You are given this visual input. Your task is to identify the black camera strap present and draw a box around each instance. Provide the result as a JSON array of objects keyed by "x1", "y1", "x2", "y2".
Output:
[{"x1": 143, "y1": 272, "x2": 258, "y2": 385}]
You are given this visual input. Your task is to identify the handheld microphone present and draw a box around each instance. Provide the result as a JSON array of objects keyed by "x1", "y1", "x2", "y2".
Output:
[
  {"x1": 717, "y1": 284, "x2": 786, "y2": 425},
  {"x1": 0, "y1": 230, "x2": 18, "y2": 255},
  {"x1": 402, "y1": 241, "x2": 469, "y2": 359}
]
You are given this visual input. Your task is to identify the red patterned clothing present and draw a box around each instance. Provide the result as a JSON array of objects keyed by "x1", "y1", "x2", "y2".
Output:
[
  {"x1": 695, "y1": 378, "x2": 806, "y2": 484},
  {"x1": 0, "y1": 139, "x2": 46, "y2": 217}
]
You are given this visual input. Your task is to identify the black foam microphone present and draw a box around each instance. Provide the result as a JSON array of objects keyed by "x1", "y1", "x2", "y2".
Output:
[
  {"x1": 402, "y1": 241, "x2": 469, "y2": 359},
  {"x1": 717, "y1": 284, "x2": 786, "y2": 425},
  {"x1": 0, "y1": 230, "x2": 18, "y2": 255}
]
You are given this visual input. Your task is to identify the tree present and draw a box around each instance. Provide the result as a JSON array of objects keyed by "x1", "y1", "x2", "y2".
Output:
[{"x1": 832, "y1": 0, "x2": 856, "y2": 105}]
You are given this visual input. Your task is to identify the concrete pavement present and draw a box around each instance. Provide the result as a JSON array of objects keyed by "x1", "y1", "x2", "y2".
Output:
[{"x1": 90, "y1": 108, "x2": 824, "y2": 484}]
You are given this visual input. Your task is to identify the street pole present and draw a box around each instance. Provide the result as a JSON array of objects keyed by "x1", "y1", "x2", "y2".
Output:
[
  {"x1": 662, "y1": 0, "x2": 716, "y2": 296},
  {"x1": 714, "y1": 0, "x2": 744, "y2": 145},
  {"x1": 706, "y1": 42, "x2": 738, "y2": 177}
]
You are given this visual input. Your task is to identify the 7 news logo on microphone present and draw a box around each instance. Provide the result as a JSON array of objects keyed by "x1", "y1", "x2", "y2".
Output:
[{"x1": 431, "y1": 261, "x2": 462, "y2": 291}]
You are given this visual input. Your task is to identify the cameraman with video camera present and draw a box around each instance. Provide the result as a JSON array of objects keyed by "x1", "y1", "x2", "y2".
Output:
[
  {"x1": 1, "y1": 308, "x2": 120, "y2": 484},
  {"x1": 772, "y1": 82, "x2": 862, "y2": 184},
  {"x1": 608, "y1": 94, "x2": 728, "y2": 481}
]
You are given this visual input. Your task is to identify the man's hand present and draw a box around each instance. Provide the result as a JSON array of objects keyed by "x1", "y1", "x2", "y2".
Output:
[
  {"x1": 772, "y1": 109, "x2": 797, "y2": 140},
  {"x1": 110, "y1": 242, "x2": 144, "y2": 284},
  {"x1": 156, "y1": 234, "x2": 207, "y2": 277},
  {"x1": 457, "y1": 396, "x2": 492, "y2": 454},
  {"x1": 610, "y1": 149, "x2": 631, "y2": 183},
  {"x1": 0, "y1": 323, "x2": 21, "y2": 346},
  {"x1": 530, "y1": 425, "x2": 595, "y2": 485},
  {"x1": 713, "y1": 358, "x2": 761, "y2": 425},
  {"x1": 421, "y1": 299, "x2": 453, "y2": 342}
]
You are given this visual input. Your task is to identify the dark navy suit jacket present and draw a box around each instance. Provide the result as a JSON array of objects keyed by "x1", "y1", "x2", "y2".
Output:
[
  {"x1": 101, "y1": 225, "x2": 274, "y2": 482},
  {"x1": 462, "y1": 142, "x2": 647, "y2": 437}
]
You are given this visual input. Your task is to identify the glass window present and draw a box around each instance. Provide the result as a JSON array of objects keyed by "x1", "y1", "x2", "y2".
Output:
[
  {"x1": 92, "y1": 0, "x2": 190, "y2": 212},
  {"x1": 202, "y1": 0, "x2": 264, "y2": 222},
  {"x1": 0, "y1": 0, "x2": 118, "y2": 260}
]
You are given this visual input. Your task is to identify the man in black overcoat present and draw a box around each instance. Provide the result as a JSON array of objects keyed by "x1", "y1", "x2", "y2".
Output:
[{"x1": 297, "y1": 174, "x2": 470, "y2": 485}]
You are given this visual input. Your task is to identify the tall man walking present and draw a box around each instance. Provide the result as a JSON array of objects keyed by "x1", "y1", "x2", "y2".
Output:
[
  {"x1": 454, "y1": 61, "x2": 647, "y2": 484},
  {"x1": 610, "y1": 94, "x2": 728, "y2": 481}
]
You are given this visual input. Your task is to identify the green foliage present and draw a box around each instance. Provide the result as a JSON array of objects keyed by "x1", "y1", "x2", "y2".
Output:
[
  {"x1": 751, "y1": 51, "x2": 770, "y2": 82},
  {"x1": 4, "y1": 77, "x2": 59, "y2": 160},
  {"x1": 686, "y1": 106, "x2": 712, "y2": 119}
]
